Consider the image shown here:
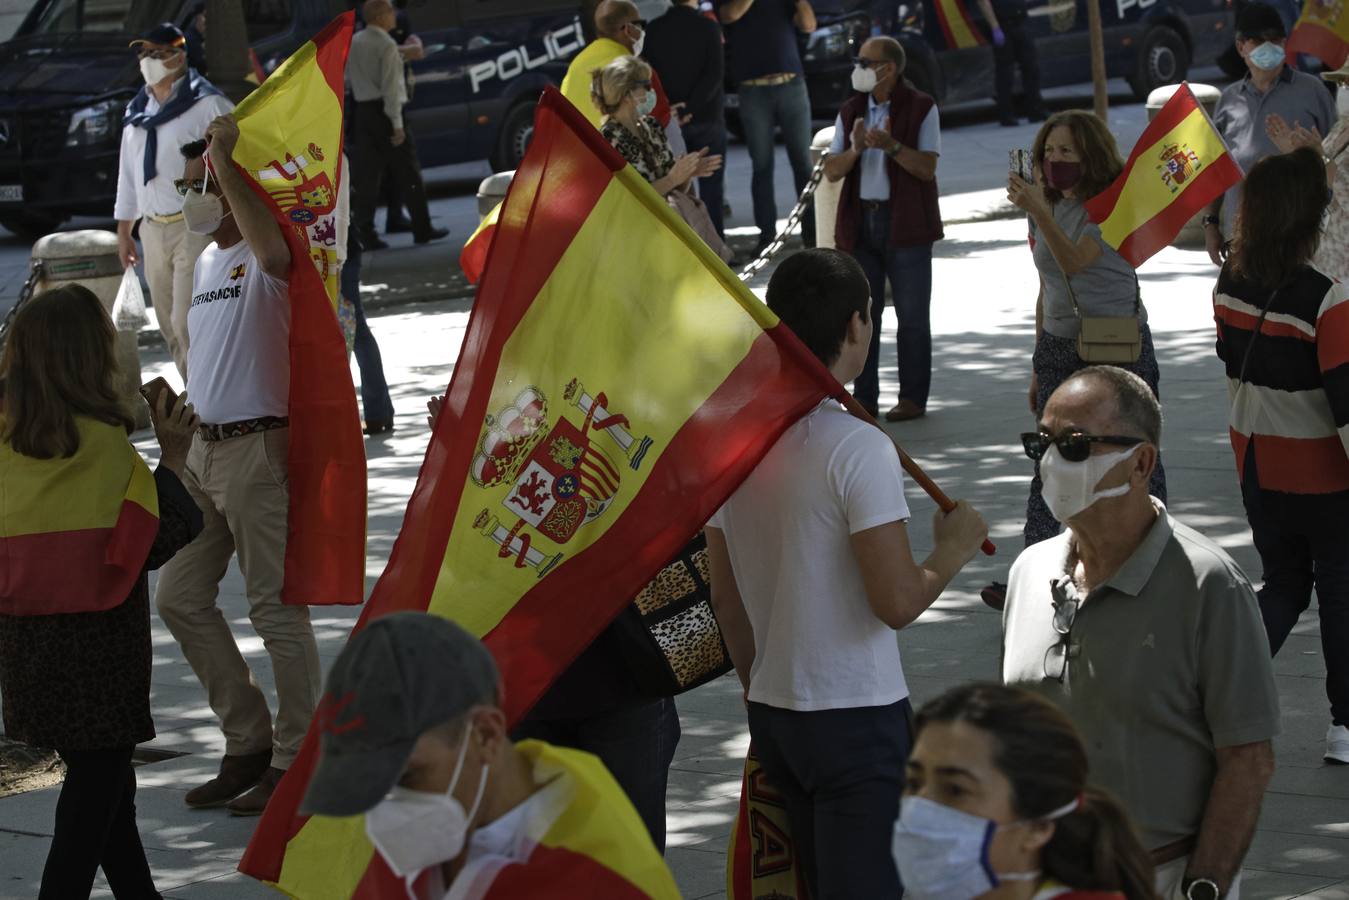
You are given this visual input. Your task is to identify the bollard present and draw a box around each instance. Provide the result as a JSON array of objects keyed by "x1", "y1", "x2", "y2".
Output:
[
  {"x1": 477, "y1": 171, "x2": 514, "y2": 220},
  {"x1": 1146, "y1": 83, "x2": 1222, "y2": 247},
  {"x1": 811, "y1": 127, "x2": 840, "y2": 250},
  {"x1": 30, "y1": 230, "x2": 149, "y2": 428}
]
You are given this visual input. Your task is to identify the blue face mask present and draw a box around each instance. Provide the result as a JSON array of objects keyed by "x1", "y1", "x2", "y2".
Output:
[
  {"x1": 1249, "y1": 41, "x2": 1286, "y2": 71},
  {"x1": 635, "y1": 90, "x2": 656, "y2": 117}
]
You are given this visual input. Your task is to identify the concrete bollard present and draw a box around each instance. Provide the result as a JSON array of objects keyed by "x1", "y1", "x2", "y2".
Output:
[
  {"x1": 30, "y1": 230, "x2": 149, "y2": 428},
  {"x1": 812, "y1": 127, "x2": 840, "y2": 249},
  {"x1": 477, "y1": 171, "x2": 514, "y2": 220},
  {"x1": 1146, "y1": 83, "x2": 1222, "y2": 247}
]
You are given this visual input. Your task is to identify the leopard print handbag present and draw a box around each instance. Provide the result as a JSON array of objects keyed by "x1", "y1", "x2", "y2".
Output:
[{"x1": 612, "y1": 532, "x2": 735, "y2": 697}]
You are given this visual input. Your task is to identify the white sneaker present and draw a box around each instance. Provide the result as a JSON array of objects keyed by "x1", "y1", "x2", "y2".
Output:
[{"x1": 1327, "y1": 724, "x2": 1349, "y2": 765}]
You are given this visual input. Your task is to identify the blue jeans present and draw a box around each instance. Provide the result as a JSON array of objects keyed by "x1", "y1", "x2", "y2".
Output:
[
  {"x1": 512, "y1": 697, "x2": 681, "y2": 851},
  {"x1": 849, "y1": 204, "x2": 933, "y2": 409},
  {"x1": 681, "y1": 119, "x2": 728, "y2": 238},
  {"x1": 737, "y1": 78, "x2": 814, "y2": 244},
  {"x1": 340, "y1": 235, "x2": 394, "y2": 426},
  {"x1": 747, "y1": 698, "x2": 911, "y2": 899}
]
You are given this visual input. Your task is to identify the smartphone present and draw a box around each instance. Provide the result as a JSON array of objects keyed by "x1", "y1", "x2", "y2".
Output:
[
  {"x1": 140, "y1": 376, "x2": 178, "y2": 413},
  {"x1": 1008, "y1": 149, "x2": 1034, "y2": 182}
]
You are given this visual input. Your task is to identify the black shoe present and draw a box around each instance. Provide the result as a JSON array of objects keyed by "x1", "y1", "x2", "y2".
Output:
[
  {"x1": 360, "y1": 232, "x2": 389, "y2": 251},
  {"x1": 363, "y1": 420, "x2": 395, "y2": 436},
  {"x1": 385, "y1": 218, "x2": 412, "y2": 234},
  {"x1": 413, "y1": 226, "x2": 449, "y2": 245}
]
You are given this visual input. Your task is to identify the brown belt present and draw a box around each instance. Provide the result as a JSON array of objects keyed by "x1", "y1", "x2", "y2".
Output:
[
  {"x1": 145, "y1": 212, "x2": 184, "y2": 224},
  {"x1": 198, "y1": 415, "x2": 289, "y2": 442},
  {"x1": 862, "y1": 200, "x2": 888, "y2": 211},
  {"x1": 741, "y1": 73, "x2": 797, "y2": 86},
  {"x1": 1151, "y1": 835, "x2": 1197, "y2": 865}
]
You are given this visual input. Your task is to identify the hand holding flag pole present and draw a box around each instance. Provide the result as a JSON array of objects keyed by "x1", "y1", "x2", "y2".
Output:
[{"x1": 840, "y1": 393, "x2": 997, "y2": 556}]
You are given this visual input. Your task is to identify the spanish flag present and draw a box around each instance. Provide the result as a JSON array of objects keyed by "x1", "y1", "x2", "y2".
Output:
[
  {"x1": 0, "y1": 418, "x2": 157, "y2": 616},
  {"x1": 460, "y1": 200, "x2": 499, "y2": 284},
  {"x1": 229, "y1": 12, "x2": 366, "y2": 606},
  {"x1": 728, "y1": 747, "x2": 807, "y2": 900},
  {"x1": 239, "y1": 85, "x2": 844, "y2": 897},
  {"x1": 1288, "y1": 0, "x2": 1349, "y2": 69},
  {"x1": 934, "y1": 0, "x2": 987, "y2": 50},
  {"x1": 1084, "y1": 82, "x2": 1243, "y2": 267}
]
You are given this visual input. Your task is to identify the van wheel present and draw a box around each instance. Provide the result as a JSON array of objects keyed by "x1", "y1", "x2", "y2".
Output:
[
  {"x1": 1129, "y1": 26, "x2": 1189, "y2": 100},
  {"x1": 490, "y1": 101, "x2": 536, "y2": 172}
]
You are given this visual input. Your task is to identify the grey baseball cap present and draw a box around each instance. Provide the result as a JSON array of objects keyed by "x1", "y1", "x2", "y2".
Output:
[{"x1": 300, "y1": 612, "x2": 500, "y2": 818}]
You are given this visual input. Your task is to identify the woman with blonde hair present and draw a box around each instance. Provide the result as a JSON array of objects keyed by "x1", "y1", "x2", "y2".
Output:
[{"x1": 0, "y1": 284, "x2": 202, "y2": 899}]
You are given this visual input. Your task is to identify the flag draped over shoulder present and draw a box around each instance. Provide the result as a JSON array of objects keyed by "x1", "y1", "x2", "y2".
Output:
[
  {"x1": 933, "y1": 0, "x2": 986, "y2": 49},
  {"x1": 1083, "y1": 83, "x2": 1243, "y2": 268},
  {"x1": 0, "y1": 418, "x2": 157, "y2": 616},
  {"x1": 239, "y1": 85, "x2": 844, "y2": 898},
  {"x1": 229, "y1": 12, "x2": 366, "y2": 606},
  {"x1": 1288, "y1": 0, "x2": 1349, "y2": 69}
]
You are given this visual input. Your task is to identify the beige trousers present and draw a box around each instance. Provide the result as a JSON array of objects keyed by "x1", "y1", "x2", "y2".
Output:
[
  {"x1": 139, "y1": 217, "x2": 211, "y2": 379},
  {"x1": 154, "y1": 428, "x2": 321, "y2": 769}
]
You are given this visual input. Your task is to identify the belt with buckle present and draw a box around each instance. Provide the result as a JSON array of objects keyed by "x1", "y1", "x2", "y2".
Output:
[
  {"x1": 861, "y1": 200, "x2": 889, "y2": 211},
  {"x1": 1150, "y1": 835, "x2": 1197, "y2": 865},
  {"x1": 741, "y1": 73, "x2": 797, "y2": 86},
  {"x1": 198, "y1": 415, "x2": 289, "y2": 442},
  {"x1": 146, "y1": 212, "x2": 184, "y2": 224}
]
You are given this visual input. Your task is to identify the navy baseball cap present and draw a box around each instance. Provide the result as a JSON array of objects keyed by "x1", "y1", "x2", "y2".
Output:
[
  {"x1": 129, "y1": 22, "x2": 186, "y2": 48},
  {"x1": 300, "y1": 613, "x2": 501, "y2": 818}
]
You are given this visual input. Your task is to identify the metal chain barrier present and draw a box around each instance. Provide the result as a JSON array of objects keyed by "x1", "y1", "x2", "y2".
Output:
[
  {"x1": 0, "y1": 259, "x2": 44, "y2": 351},
  {"x1": 737, "y1": 151, "x2": 829, "y2": 283}
]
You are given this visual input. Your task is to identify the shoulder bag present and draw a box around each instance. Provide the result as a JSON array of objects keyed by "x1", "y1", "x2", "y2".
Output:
[{"x1": 1055, "y1": 259, "x2": 1143, "y2": 364}]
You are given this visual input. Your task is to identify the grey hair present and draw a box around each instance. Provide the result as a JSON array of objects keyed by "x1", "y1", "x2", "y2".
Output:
[
  {"x1": 1063, "y1": 365, "x2": 1162, "y2": 446},
  {"x1": 589, "y1": 54, "x2": 651, "y2": 117}
]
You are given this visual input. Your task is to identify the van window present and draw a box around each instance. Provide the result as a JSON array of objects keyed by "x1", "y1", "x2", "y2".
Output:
[
  {"x1": 456, "y1": 0, "x2": 582, "y2": 23},
  {"x1": 28, "y1": 0, "x2": 132, "y2": 34}
]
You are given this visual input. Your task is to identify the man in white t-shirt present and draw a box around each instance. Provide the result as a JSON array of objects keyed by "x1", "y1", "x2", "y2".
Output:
[
  {"x1": 705, "y1": 248, "x2": 987, "y2": 898},
  {"x1": 154, "y1": 115, "x2": 321, "y2": 817}
]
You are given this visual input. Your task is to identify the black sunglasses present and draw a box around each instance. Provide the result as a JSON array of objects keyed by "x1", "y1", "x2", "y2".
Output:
[
  {"x1": 174, "y1": 177, "x2": 206, "y2": 196},
  {"x1": 1020, "y1": 430, "x2": 1144, "y2": 463},
  {"x1": 852, "y1": 57, "x2": 887, "y2": 69},
  {"x1": 1043, "y1": 576, "x2": 1078, "y2": 682}
]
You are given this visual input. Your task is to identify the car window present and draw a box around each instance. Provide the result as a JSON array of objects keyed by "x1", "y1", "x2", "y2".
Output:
[{"x1": 27, "y1": 0, "x2": 133, "y2": 34}]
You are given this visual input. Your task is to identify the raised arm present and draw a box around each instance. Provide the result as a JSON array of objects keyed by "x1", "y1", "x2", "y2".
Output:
[{"x1": 206, "y1": 115, "x2": 292, "y2": 280}]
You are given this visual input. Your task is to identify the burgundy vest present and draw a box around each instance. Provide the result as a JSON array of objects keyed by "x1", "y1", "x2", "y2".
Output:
[{"x1": 834, "y1": 84, "x2": 944, "y2": 252}]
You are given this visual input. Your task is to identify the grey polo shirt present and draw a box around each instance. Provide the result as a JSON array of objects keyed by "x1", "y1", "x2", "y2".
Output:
[
  {"x1": 1001, "y1": 501, "x2": 1280, "y2": 850},
  {"x1": 1030, "y1": 199, "x2": 1145, "y2": 340},
  {"x1": 1212, "y1": 67, "x2": 1336, "y2": 235}
]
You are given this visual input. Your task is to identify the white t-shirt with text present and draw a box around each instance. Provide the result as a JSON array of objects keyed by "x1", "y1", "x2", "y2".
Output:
[{"x1": 707, "y1": 400, "x2": 911, "y2": 711}]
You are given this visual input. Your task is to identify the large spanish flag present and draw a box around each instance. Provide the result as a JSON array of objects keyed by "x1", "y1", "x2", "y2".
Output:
[
  {"x1": 934, "y1": 0, "x2": 987, "y2": 49},
  {"x1": 0, "y1": 418, "x2": 157, "y2": 616},
  {"x1": 1084, "y1": 82, "x2": 1243, "y2": 267},
  {"x1": 1288, "y1": 0, "x2": 1349, "y2": 69},
  {"x1": 229, "y1": 12, "x2": 366, "y2": 606},
  {"x1": 239, "y1": 85, "x2": 844, "y2": 897}
]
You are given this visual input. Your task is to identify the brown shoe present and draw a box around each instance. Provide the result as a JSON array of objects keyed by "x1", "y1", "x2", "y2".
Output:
[
  {"x1": 884, "y1": 399, "x2": 925, "y2": 422},
  {"x1": 185, "y1": 749, "x2": 273, "y2": 809},
  {"x1": 226, "y1": 766, "x2": 286, "y2": 817}
]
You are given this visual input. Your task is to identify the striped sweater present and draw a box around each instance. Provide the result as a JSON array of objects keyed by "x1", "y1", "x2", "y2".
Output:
[{"x1": 1213, "y1": 263, "x2": 1349, "y2": 496}]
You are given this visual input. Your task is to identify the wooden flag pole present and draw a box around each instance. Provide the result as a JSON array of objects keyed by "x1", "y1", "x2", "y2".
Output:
[{"x1": 841, "y1": 394, "x2": 997, "y2": 556}]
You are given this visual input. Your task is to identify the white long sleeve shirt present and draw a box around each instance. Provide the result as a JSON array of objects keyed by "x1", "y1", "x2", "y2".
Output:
[
  {"x1": 347, "y1": 25, "x2": 407, "y2": 129},
  {"x1": 113, "y1": 76, "x2": 234, "y2": 222}
]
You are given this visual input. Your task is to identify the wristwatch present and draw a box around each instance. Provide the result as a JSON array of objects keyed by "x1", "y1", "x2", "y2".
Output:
[
  {"x1": 1183, "y1": 876, "x2": 1220, "y2": 900},
  {"x1": 1201, "y1": 215, "x2": 1220, "y2": 227},
  {"x1": 887, "y1": 141, "x2": 903, "y2": 159}
]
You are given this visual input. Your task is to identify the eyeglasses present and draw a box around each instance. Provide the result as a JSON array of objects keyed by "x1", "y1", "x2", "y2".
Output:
[
  {"x1": 634, "y1": 80, "x2": 652, "y2": 90},
  {"x1": 852, "y1": 57, "x2": 886, "y2": 69},
  {"x1": 1020, "y1": 430, "x2": 1144, "y2": 463},
  {"x1": 629, "y1": 18, "x2": 647, "y2": 29},
  {"x1": 137, "y1": 48, "x2": 178, "y2": 60},
  {"x1": 1042, "y1": 576, "x2": 1078, "y2": 683},
  {"x1": 174, "y1": 178, "x2": 206, "y2": 196}
]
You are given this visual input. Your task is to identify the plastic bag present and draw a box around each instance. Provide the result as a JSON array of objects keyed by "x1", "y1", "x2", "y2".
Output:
[{"x1": 111, "y1": 266, "x2": 150, "y2": 332}]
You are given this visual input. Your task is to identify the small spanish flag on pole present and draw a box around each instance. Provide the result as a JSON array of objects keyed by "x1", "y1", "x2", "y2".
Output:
[
  {"x1": 933, "y1": 0, "x2": 987, "y2": 49},
  {"x1": 1288, "y1": 0, "x2": 1349, "y2": 69},
  {"x1": 1083, "y1": 82, "x2": 1243, "y2": 268}
]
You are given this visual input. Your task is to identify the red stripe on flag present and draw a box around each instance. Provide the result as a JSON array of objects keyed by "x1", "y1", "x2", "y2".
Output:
[
  {"x1": 485, "y1": 326, "x2": 833, "y2": 725},
  {"x1": 1317, "y1": 299, "x2": 1349, "y2": 372},
  {"x1": 932, "y1": 0, "x2": 959, "y2": 49},
  {"x1": 313, "y1": 12, "x2": 354, "y2": 100},
  {"x1": 460, "y1": 222, "x2": 496, "y2": 284},
  {"x1": 951, "y1": 0, "x2": 987, "y2": 45},
  {"x1": 1287, "y1": 22, "x2": 1349, "y2": 70},
  {"x1": 1111, "y1": 152, "x2": 1244, "y2": 266},
  {"x1": 1253, "y1": 433, "x2": 1349, "y2": 493},
  {"x1": 1085, "y1": 83, "x2": 1201, "y2": 223}
]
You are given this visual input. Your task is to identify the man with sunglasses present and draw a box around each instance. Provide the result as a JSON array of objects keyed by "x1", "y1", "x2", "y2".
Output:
[
  {"x1": 561, "y1": 1, "x2": 672, "y2": 130},
  {"x1": 115, "y1": 22, "x2": 233, "y2": 379},
  {"x1": 1002, "y1": 366, "x2": 1279, "y2": 900}
]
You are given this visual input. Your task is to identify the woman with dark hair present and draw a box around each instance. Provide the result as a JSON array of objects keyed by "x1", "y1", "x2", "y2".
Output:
[
  {"x1": 894, "y1": 683, "x2": 1158, "y2": 900},
  {"x1": 984, "y1": 110, "x2": 1167, "y2": 609},
  {"x1": 0, "y1": 284, "x2": 202, "y2": 899},
  {"x1": 1214, "y1": 146, "x2": 1349, "y2": 765}
]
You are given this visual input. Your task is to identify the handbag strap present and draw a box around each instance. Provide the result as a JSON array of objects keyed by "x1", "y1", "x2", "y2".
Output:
[
  {"x1": 1237, "y1": 287, "x2": 1280, "y2": 383},
  {"x1": 1047, "y1": 208, "x2": 1142, "y2": 319}
]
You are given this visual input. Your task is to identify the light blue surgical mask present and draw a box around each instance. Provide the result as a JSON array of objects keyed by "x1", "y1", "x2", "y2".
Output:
[
  {"x1": 1249, "y1": 41, "x2": 1286, "y2": 71},
  {"x1": 635, "y1": 90, "x2": 656, "y2": 117}
]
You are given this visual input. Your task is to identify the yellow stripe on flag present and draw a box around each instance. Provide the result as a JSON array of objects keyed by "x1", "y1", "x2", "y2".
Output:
[
  {"x1": 274, "y1": 817, "x2": 374, "y2": 898},
  {"x1": 1096, "y1": 107, "x2": 1227, "y2": 248}
]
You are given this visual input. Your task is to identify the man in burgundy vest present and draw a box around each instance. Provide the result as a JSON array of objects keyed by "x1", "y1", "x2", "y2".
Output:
[{"x1": 824, "y1": 37, "x2": 943, "y2": 421}]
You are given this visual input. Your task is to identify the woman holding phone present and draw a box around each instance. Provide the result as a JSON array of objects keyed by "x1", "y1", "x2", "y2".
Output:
[{"x1": 0, "y1": 284, "x2": 203, "y2": 899}]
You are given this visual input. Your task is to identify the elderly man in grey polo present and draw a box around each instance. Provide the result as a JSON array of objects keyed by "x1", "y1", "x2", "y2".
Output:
[{"x1": 1002, "y1": 366, "x2": 1280, "y2": 900}]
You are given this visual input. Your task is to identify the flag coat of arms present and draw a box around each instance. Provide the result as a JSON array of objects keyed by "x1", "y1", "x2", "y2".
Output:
[
  {"x1": 1288, "y1": 0, "x2": 1349, "y2": 69},
  {"x1": 239, "y1": 86, "x2": 846, "y2": 897},
  {"x1": 1083, "y1": 82, "x2": 1243, "y2": 268},
  {"x1": 228, "y1": 11, "x2": 366, "y2": 605}
]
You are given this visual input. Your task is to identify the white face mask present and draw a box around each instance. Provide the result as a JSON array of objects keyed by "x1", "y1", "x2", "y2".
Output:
[
  {"x1": 180, "y1": 164, "x2": 229, "y2": 235},
  {"x1": 1039, "y1": 442, "x2": 1139, "y2": 523},
  {"x1": 892, "y1": 794, "x2": 1078, "y2": 900},
  {"x1": 1337, "y1": 85, "x2": 1349, "y2": 118},
  {"x1": 139, "y1": 54, "x2": 180, "y2": 86},
  {"x1": 851, "y1": 63, "x2": 879, "y2": 93},
  {"x1": 364, "y1": 728, "x2": 491, "y2": 880}
]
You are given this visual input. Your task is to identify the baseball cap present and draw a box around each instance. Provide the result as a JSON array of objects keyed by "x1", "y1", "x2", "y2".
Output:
[
  {"x1": 129, "y1": 22, "x2": 186, "y2": 49},
  {"x1": 300, "y1": 613, "x2": 500, "y2": 818},
  {"x1": 1235, "y1": 2, "x2": 1286, "y2": 40}
]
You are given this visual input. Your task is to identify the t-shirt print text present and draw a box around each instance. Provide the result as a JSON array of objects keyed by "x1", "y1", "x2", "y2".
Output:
[{"x1": 191, "y1": 263, "x2": 247, "y2": 308}]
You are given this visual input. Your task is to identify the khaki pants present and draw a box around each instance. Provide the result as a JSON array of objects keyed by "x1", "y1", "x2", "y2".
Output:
[
  {"x1": 154, "y1": 428, "x2": 320, "y2": 769},
  {"x1": 140, "y1": 217, "x2": 211, "y2": 379},
  {"x1": 1155, "y1": 857, "x2": 1242, "y2": 899}
]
